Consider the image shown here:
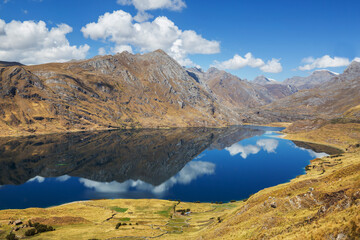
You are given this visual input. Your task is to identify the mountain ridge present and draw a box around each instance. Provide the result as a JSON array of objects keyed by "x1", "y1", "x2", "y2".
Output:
[{"x1": 0, "y1": 51, "x2": 359, "y2": 137}]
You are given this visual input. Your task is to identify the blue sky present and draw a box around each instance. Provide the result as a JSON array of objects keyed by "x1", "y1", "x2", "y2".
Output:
[{"x1": 0, "y1": 0, "x2": 359, "y2": 81}]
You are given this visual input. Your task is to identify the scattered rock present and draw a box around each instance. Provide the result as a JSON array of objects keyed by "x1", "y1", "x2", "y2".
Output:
[
  {"x1": 270, "y1": 202, "x2": 277, "y2": 208},
  {"x1": 14, "y1": 220, "x2": 22, "y2": 225}
]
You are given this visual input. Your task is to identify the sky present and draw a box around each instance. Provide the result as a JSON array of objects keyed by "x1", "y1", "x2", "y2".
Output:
[{"x1": 0, "y1": 0, "x2": 359, "y2": 81}]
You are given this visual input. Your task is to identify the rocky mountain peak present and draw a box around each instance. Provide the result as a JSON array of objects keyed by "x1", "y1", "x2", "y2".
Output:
[
  {"x1": 253, "y1": 75, "x2": 276, "y2": 85},
  {"x1": 341, "y1": 61, "x2": 360, "y2": 80},
  {"x1": 207, "y1": 67, "x2": 221, "y2": 75},
  {"x1": 312, "y1": 69, "x2": 338, "y2": 77},
  {"x1": 283, "y1": 69, "x2": 337, "y2": 90}
]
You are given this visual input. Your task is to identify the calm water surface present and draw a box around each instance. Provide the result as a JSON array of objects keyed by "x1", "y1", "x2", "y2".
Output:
[{"x1": 0, "y1": 126, "x2": 340, "y2": 209}]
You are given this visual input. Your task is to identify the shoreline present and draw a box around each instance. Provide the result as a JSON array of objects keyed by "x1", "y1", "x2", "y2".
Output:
[{"x1": 0, "y1": 122, "x2": 292, "y2": 139}]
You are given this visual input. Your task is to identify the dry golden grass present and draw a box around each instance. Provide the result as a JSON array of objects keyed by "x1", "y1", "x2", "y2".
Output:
[
  {"x1": 198, "y1": 150, "x2": 360, "y2": 240},
  {"x1": 283, "y1": 123, "x2": 360, "y2": 151},
  {"x1": 0, "y1": 199, "x2": 243, "y2": 240}
]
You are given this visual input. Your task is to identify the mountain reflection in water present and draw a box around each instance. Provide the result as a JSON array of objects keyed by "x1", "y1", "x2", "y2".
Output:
[{"x1": 0, "y1": 126, "x2": 263, "y2": 186}]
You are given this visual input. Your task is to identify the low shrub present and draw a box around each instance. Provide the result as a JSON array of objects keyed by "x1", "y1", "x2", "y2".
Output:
[
  {"x1": 34, "y1": 222, "x2": 54, "y2": 233},
  {"x1": 115, "y1": 223, "x2": 121, "y2": 229},
  {"x1": 6, "y1": 233, "x2": 18, "y2": 240},
  {"x1": 25, "y1": 228, "x2": 37, "y2": 236}
]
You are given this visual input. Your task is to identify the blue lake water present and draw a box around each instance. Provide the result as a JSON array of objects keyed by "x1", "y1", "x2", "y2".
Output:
[{"x1": 0, "y1": 126, "x2": 340, "y2": 209}]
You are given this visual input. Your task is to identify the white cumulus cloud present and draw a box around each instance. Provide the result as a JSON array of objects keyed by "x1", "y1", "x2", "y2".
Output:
[
  {"x1": 112, "y1": 44, "x2": 133, "y2": 54},
  {"x1": 81, "y1": 10, "x2": 219, "y2": 66},
  {"x1": 299, "y1": 55, "x2": 350, "y2": 71},
  {"x1": 117, "y1": 0, "x2": 186, "y2": 22},
  {"x1": 213, "y1": 53, "x2": 283, "y2": 73},
  {"x1": 260, "y1": 58, "x2": 283, "y2": 73},
  {"x1": 0, "y1": 19, "x2": 89, "y2": 65}
]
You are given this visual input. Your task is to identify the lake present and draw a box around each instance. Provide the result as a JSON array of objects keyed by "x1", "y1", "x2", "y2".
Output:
[{"x1": 0, "y1": 126, "x2": 341, "y2": 209}]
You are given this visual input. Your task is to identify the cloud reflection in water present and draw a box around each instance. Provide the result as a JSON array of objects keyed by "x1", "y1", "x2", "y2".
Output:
[
  {"x1": 27, "y1": 176, "x2": 45, "y2": 183},
  {"x1": 225, "y1": 139, "x2": 279, "y2": 159},
  {"x1": 79, "y1": 161, "x2": 215, "y2": 196}
]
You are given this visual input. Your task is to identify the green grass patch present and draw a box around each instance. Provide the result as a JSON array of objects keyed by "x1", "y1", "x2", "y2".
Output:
[
  {"x1": 156, "y1": 206, "x2": 173, "y2": 217},
  {"x1": 119, "y1": 218, "x2": 130, "y2": 221},
  {"x1": 213, "y1": 204, "x2": 237, "y2": 209},
  {"x1": 156, "y1": 210, "x2": 170, "y2": 217},
  {"x1": 170, "y1": 218, "x2": 186, "y2": 223},
  {"x1": 110, "y1": 206, "x2": 128, "y2": 213}
]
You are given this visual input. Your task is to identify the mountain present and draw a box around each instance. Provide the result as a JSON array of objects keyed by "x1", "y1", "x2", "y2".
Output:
[
  {"x1": 249, "y1": 61, "x2": 360, "y2": 123},
  {"x1": 283, "y1": 69, "x2": 338, "y2": 90},
  {"x1": 186, "y1": 68, "x2": 298, "y2": 112},
  {"x1": 0, "y1": 61, "x2": 23, "y2": 67},
  {"x1": 252, "y1": 75, "x2": 298, "y2": 99},
  {"x1": 187, "y1": 67, "x2": 279, "y2": 112},
  {"x1": 0, "y1": 50, "x2": 241, "y2": 137},
  {"x1": 253, "y1": 75, "x2": 277, "y2": 85},
  {"x1": 0, "y1": 50, "x2": 358, "y2": 137}
]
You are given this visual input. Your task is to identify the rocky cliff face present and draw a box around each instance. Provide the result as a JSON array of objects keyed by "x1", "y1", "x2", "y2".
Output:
[{"x1": 0, "y1": 50, "x2": 241, "y2": 136}]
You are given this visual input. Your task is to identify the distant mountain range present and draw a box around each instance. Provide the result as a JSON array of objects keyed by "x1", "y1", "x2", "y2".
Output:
[
  {"x1": 248, "y1": 61, "x2": 360, "y2": 123},
  {"x1": 0, "y1": 50, "x2": 359, "y2": 136},
  {"x1": 283, "y1": 69, "x2": 338, "y2": 90}
]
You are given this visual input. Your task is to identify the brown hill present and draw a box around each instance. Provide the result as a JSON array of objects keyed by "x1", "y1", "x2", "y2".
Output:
[
  {"x1": 0, "y1": 50, "x2": 241, "y2": 137},
  {"x1": 188, "y1": 68, "x2": 298, "y2": 113},
  {"x1": 187, "y1": 68, "x2": 271, "y2": 112}
]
